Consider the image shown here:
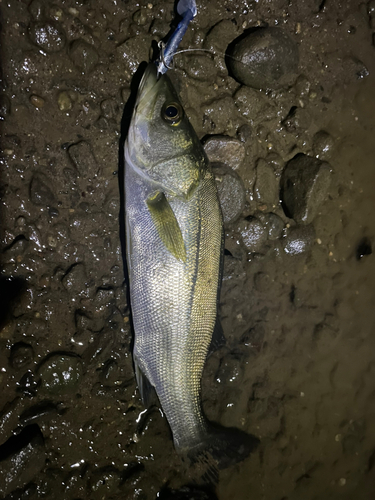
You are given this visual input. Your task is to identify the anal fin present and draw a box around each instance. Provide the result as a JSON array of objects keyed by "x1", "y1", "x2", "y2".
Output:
[
  {"x1": 208, "y1": 317, "x2": 226, "y2": 356},
  {"x1": 134, "y1": 358, "x2": 159, "y2": 408}
]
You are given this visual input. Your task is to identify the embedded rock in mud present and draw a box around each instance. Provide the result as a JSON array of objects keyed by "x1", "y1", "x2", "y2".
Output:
[
  {"x1": 212, "y1": 163, "x2": 246, "y2": 226},
  {"x1": 204, "y1": 135, "x2": 246, "y2": 170},
  {"x1": 238, "y1": 217, "x2": 268, "y2": 253},
  {"x1": 0, "y1": 425, "x2": 45, "y2": 496},
  {"x1": 282, "y1": 224, "x2": 316, "y2": 255},
  {"x1": 281, "y1": 154, "x2": 332, "y2": 224},
  {"x1": 28, "y1": 21, "x2": 66, "y2": 53},
  {"x1": 258, "y1": 212, "x2": 285, "y2": 240},
  {"x1": 312, "y1": 130, "x2": 335, "y2": 159},
  {"x1": 37, "y1": 353, "x2": 83, "y2": 394},
  {"x1": 29, "y1": 174, "x2": 55, "y2": 206},
  {"x1": 69, "y1": 39, "x2": 99, "y2": 74},
  {"x1": 228, "y1": 27, "x2": 299, "y2": 90},
  {"x1": 9, "y1": 342, "x2": 34, "y2": 370},
  {"x1": 282, "y1": 106, "x2": 312, "y2": 133},
  {"x1": 68, "y1": 141, "x2": 98, "y2": 178},
  {"x1": 254, "y1": 159, "x2": 279, "y2": 208}
]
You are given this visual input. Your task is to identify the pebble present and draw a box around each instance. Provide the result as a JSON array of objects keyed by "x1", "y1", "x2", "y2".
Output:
[
  {"x1": 259, "y1": 212, "x2": 285, "y2": 240},
  {"x1": 228, "y1": 27, "x2": 299, "y2": 90},
  {"x1": 0, "y1": 95, "x2": 11, "y2": 119},
  {"x1": 184, "y1": 54, "x2": 217, "y2": 83},
  {"x1": 282, "y1": 224, "x2": 315, "y2": 255},
  {"x1": 312, "y1": 130, "x2": 334, "y2": 159},
  {"x1": 29, "y1": 174, "x2": 55, "y2": 206},
  {"x1": 203, "y1": 135, "x2": 246, "y2": 170},
  {"x1": 57, "y1": 90, "x2": 73, "y2": 111},
  {"x1": 202, "y1": 96, "x2": 238, "y2": 135},
  {"x1": 28, "y1": 21, "x2": 66, "y2": 53},
  {"x1": 0, "y1": 424, "x2": 45, "y2": 496},
  {"x1": 100, "y1": 98, "x2": 118, "y2": 119},
  {"x1": 238, "y1": 217, "x2": 268, "y2": 252},
  {"x1": 283, "y1": 106, "x2": 312, "y2": 133},
  {"x1": 9, "y1": 342, "x2": 34, "y2": 370},
  {"x1": 29, "y1": 94, "x2": 45, "y2": 108},
  {"x1": 38, "y1": 353, "x2": 83, "y2": 393},
  {"x1": 254, "y1": 159, "x2": 279, "y2": 207},
  {"x1": 237, "y1": 123, "x2": 252, "y2": 143},
  {"x1": 68, "y1": 140, "x2": 97, "y2": 177},
  {"x1": 61, "y1": 263, "x2": 88, "y2": 295},
  {"x1": 28, "y1": 0, "x2": 44, "y2": 20},
  {"x1": 69, "y1": 39, "x2": 99, "y2": 73},
  {"x1": 212, "y1": 163, "x2": 246, "y2": 226},
  {"x1": 281, "y1": 154, "x2": 331, "y2": 224}
]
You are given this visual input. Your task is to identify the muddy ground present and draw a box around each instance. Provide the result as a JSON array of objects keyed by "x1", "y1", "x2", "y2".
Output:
[{"x1": 1, "y1": 0, "x2": 375, "y2": 499}]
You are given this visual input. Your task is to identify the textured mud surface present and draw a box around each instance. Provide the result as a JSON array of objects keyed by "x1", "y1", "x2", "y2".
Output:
[{"x1": 1, "y1": 0, "x2": 375, "y2": 499}]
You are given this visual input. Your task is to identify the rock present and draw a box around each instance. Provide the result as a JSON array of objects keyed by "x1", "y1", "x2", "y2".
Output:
[
  {"x1": 237, "y1": 123, "x2": 252, "y2": 143},
  {"x1": 28, "y1": 21, "x2": 66, "y2": 53},
  {"x1": 57, "y1": 91, "x2": 73, "y2": 111},
  {"x1": 282, "y1": 224, "x2": 315, "y2": 255},
  {"x1": 184, "y1": 54, "x2": 217, "y2": 83},
  {"x1": 9, "y1": 342, "x2": 34, "y2": 370},
  {"x1": 159, "y1": 485, "x2": 218, "y2": 500},
  {"x1": 100, "y1": 98, "x2": 118, "y2": 119},
  {"x1": 238, "y1": 217, "x2": 268, "y2": 252},
  {"x1": 68, "y1": 140, "x2": 97, "y2": 177},
  {"x1": 356, "y1": 237, "x2": 372, "y2": 260},
  {"x1": 312, "y1": 130, "x2": 334, "y2": 159},
  {"x1": 228, "y1": 27, "x2": 299, "y2": 90},
  {"x1": 0, "y1": 424, "x2": 45, "y2": 496},
  {"x1": 61, "y1": 263, "x2": 88, "y2": 295},
  {"x1": 203, "y1": 135, "x2": 246, "y2": 170},
  {"x1": 29, "y1": 174, "x2": 55, "y2": 206},
  {"x1": 202, "y1": 96, "x2": 239, "y2": 135},
  {"x1": 69, "y1": 39, "x2": 99, "y2": 73},
  {"x1": 257, "y1": 212, "x2": 284, "y2": 240},
  {"x1": 29, "y1": 94, "x2": 45, "y2": 108},
  {"x1": 212, "y1": 163, "x2": 246, "y2": 225},
  {"x1": 0, "y1": 95, "x2": 11, "y2": 119},
  {"x1": 254, "y1": 159, "x2": 279, "y2": 207},
  {"x1": 283, "y1": 106, "x2": 312, "y2": 133},
  {"x1": 281, "y1": 154, "x2": 332, "y2": 224},
  {"x1": 38, "y1": 353, "x2": 83, "y2": 393}
]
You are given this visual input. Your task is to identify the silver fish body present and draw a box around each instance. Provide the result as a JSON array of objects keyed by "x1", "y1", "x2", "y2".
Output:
[{"x1": 125, "y1": 63, "x2": 258, "y2": 465}]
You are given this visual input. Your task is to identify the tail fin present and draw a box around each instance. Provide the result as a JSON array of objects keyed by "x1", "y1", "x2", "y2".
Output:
[{"x1": 187, "y1": 423, "x2": 260, "y2": 475}]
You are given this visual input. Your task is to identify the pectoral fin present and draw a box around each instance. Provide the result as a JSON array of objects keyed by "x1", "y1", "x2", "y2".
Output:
[{"x1": 146, "y1": 191, "x2": 186, "y2": 262}]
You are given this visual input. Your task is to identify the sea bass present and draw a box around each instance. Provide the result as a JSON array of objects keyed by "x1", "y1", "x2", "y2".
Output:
[{"x1": 124, "y1": 63, "x2": 259, "y2": 468}]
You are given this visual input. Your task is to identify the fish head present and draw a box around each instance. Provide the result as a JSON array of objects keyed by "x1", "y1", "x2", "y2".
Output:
[{"x1": 126, "y1": 63, "x2": 206, "y2": 199}]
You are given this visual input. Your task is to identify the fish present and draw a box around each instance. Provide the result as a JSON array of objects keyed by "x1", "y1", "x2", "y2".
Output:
[{"x1": 124, "y1": 62, "x2": 259, "y2": 470}]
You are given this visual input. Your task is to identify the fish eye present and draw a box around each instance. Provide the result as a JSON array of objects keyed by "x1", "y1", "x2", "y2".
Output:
[{"x1": 162, "y1": 102, "x2": 183, "y2": 125}]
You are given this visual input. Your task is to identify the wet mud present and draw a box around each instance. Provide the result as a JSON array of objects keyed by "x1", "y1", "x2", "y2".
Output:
[{"x1": 0, "y1": 0, "x2": 375, "y2": 499}]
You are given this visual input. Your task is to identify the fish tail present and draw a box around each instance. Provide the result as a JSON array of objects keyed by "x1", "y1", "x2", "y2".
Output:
[{"x1": 186, "y1": 423, "x2": 260, "y2": 480}]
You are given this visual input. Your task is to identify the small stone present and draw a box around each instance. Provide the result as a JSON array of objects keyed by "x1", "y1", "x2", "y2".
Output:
[
  {"x1": 254, "y1": 159, "x2": 279, "y2": 207},
  {"x1": 29, "y1": 175, "x2": 55, "y2": 206},
  {"x1": 203, "y1": 135, "x2": 246, "y2": 170},
  {"x1": 68, "y1": 140, "x2": 97, "y2": 177},
  {"x1": 228, "y1": 27, "x2": 299, "y2": 90},
  {"x1": 312, "y1": 130, "x2": 334, "y2": 159},
  {"x1": 212, "y1": 163, "x2": 246, "y2": 226},
  {"x1": 238, "y1": 217, "x2": 268, "y2": 252},
  {"x1": 202, "y1": 96, "x2": 238, "y2": 135},
  {"x1": 184, "y1": 54, "x2": 217, "y2": 83},
  {"x1": 9, "y1": 342, "x2": 34, "y2": 370},
  {"x1": 237, "y1": 123, "x2": 252, "y2": 143},
  {"x1": 57, "y1": 91, "x2": 73, "y2": 111},
  {"x1": 283, "y1": 106, "x2": 312, "y2": 133},
  {"x1": 132, "y1": 8, "x2": 149, "y2": 26},
  {"x1": 100, "y1": 98, "x2": 118, "y2": 119},
  {"x1": 0, "y1": 95, "x2": 11, "y2": 119},
  {"x1": 61, "y1": 263, "x2": 88, "y2": 295},
  {"x1": 69, "y1": 39, "x2": 99, "y2": 73},
  {"x1": 28, "y1": 0, "x2": 44, "y2": 20},
  {"x1": 0, "y1": 425, "x2": 45, "y2": 496},
  {"x1": 28, "y1": 21, "x2": 66, "y2": 53},
  {"x1": 281, "y1": 154, "x2": 331, "y2": 224},
  {"x1": 30, "y1": 94, "x2": 44, "y2": 108},
  {"x1": 38, "y1": 353, "x2": 83, "y2": 393},
  {"x1": 259, "y1": 212, "x2": 285, "y2": 240},
  {"x1": 282, "y1": 224, "x2": 315, "y2": 255}
]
